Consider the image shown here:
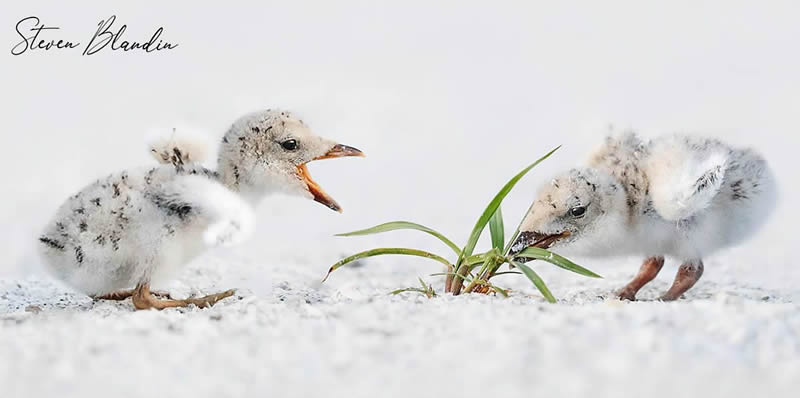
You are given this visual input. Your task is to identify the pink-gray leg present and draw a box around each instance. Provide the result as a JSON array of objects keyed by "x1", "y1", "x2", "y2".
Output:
[
  {"x1": 616, "y1": 256, "x2": 665, "y2": 301},
  {"x1": 660, "y1": 260, "x2": 704, "y2": 301}
]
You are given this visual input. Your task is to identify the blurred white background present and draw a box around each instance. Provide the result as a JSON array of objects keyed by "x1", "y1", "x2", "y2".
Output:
[{"x1": 2, "y1": 1, "x2": 798, "y2": 288}]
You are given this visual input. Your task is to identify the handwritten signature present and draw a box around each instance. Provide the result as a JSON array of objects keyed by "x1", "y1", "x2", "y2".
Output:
[{"x1": 11, "y1": 15, "x2": 178, "y2": 56}]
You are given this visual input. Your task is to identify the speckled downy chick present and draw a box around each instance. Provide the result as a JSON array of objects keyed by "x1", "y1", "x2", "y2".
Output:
[
  {"x1": 38, "y1": 110, "x2": 363, "y2": 309},
  {"x1": 510, "y1": 133, "x2": 776, "y2": 300}
]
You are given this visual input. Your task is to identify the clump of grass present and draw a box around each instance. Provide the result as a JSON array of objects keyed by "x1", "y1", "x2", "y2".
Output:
[{"x1": 321, "y1": 147, "x2": 601, "y2": 302}]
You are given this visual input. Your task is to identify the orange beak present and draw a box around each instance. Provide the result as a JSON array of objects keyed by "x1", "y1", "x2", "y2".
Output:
[{"x1": 297, "y1": 144, "x2": 365, "y2": 212}]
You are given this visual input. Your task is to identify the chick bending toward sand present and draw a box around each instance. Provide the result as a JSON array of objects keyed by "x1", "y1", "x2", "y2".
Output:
[
  {"x1": 510, "y1": 133, "x2": 776, "y2": 300},
  {"x1": 38, "y1": 109, "x2": 363, "y2": 309}
]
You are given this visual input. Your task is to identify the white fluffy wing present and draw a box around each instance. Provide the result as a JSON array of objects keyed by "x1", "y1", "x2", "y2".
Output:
[
  {"x1": 645, "y1": 138, "x2": 728, "y2": 221},
  {"x1": 158, "y1": 175, "x2": 255, "y2": 247}
]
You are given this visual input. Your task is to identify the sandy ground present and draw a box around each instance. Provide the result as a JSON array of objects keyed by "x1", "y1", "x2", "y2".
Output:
[
  {"x1": 2, "y1": 249, "x2": 798, "y2": 398},
  {"x1": 3, "y1": 2, "x2": 800, "y2": 397}
]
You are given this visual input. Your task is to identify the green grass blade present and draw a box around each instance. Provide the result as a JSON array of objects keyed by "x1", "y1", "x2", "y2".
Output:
[
  {"x1": 511, "y1": 260, "x2": 556, "y2": 303},
  {"x1": 464, "y1": 253, "x2": 486, "y2": 266},
  {"x1": 322, "y1": 248, "x2": 452, "y2": 283},
  {"x1": 489, "y1": 206, "x2": 505, "y2": 251},
  {"x1": 390, "y1": 287, "x2": 427, "y2": 295},
  {"x1": 491, "y1": 271, "x2": 522, "y2": 276},
  {"x1": 456, "y1": 146, "x2": 561, "y2": 267},
  {"x1": 489, "y1": 285, "x2": 509, "y2": 297},
  {"x1": 391, "y1": 286, "x2": 435, "y2": 298},
  {"x1": 335, "y1": 221, "x2": 461, "y2": 255},
  {"x1": 503, "y1": 201, "x2": 535, "y2": 255},
  {"x1": 430, "y1": 272, "x2": 476, "y2": 283},
  {"x1": 418, "y1": 277, "x2": 436, "y2": 298},
  {"x1": 418, "y1": 277, "x2": 429, "y2": 291},
  {"x1": 513, "y1": 247, "x2": 602, "y2": 278}
]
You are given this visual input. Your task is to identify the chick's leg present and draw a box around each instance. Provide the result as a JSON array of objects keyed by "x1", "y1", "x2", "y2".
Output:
[
  {"x1": 94, "y1": 290, "x2": 134, "y2": 300},
  {"x1": 131, "y1": 283, "x2": 235, "y2": 310},
  {"x1": 660, "y1": 260, "x2": 704, "y2": 301},
  {"x1": 94, "y1": 289, "x2": 172, "y2": 300},
  {"x1": 615, "y1": 256, "x2": 665, "y2": 301}
]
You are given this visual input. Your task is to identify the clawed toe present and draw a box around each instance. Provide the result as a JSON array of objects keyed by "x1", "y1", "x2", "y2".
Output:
[
  {"x1": 615, "y1": 288, "x2": 637, "y2": 301},
  {"x1": 93, "y1": 290, "x2": 134, "y2": 301},
  {"x1": 94, "y1": 289, "x2": 174, "y2": 301},
  {"x1": 151, "y1": 290, "x2": 173, "y2": 299},
  {"x1": 657, "y1": 293, "x2": 681, "y2": 301},
  {"x1": 185, "y1": 289, "x2": 237, "y2": 308},
  {"x1": 132, "y1": 284, "x2": 237, "y2": 310}
]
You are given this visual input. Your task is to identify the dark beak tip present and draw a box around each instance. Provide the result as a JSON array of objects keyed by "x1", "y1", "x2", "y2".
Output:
[
  {"x1": 314, "y1": 196, "x2": 342, "y2": 213},
  {"x1": 330, "y1": 144, "x2": 365, "y2": 158},
  {"x1": 509, "y1": 231, "x2": 537, "y2": 255}
]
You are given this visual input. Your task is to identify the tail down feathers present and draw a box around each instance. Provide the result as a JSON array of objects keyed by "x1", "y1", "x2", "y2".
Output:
[{"x1": 148, "y1": 128, "x2": 211, "y2": 167}]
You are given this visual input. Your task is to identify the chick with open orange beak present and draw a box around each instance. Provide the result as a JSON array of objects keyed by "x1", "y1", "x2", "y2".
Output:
[
  {"x1": 38, "y1": 108, "x2": 364, "y2": 310},
  {"x1": 217, "y1": 109, "x2": 365, "y2": 212}
]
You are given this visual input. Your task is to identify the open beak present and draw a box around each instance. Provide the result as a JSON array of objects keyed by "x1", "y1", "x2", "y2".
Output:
[
  {"x1": 297, "y1": 144, "x2": 365, "y2": 213},
  {"x1": 509, "y1": 231, "x2": 570, "y2": 257}
]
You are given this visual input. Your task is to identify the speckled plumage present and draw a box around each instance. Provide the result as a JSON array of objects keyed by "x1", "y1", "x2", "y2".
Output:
[
  {"x1": 38, "y1": 109, "x2": 362, "y2": 300},
  {"x1": 514, "y1": 132, "x2": 777, "y2": 300},
  {"x1": 39, "y1": 164, "x2": 231, "y2": 295}
]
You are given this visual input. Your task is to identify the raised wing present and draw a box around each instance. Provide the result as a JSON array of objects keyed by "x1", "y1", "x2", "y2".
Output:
[
  {"x1": 645, "y1": 136, "x2": 728, "y2": 221},
  {"x1": 154, "y1": 174, "x2": 255, "y2": 247}
]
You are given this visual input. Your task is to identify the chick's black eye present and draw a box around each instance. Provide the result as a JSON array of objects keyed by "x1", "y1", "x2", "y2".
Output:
[
  {"x1": 569, "y1": 206, "x2": 587, "y2": 218},
  {"x1": 280, "y1": 139, "x2": 298, "y2": 151}
]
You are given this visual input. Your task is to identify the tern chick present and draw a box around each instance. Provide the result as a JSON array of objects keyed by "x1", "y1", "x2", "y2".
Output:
[
  {"x1": 37, "y1": 109, "x2": 363, "y2": 309},
  {"x1": 511, "y1": 132, "x2": 776, "y2": 300}
]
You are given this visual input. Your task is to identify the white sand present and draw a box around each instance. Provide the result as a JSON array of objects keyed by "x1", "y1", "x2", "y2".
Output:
[
  {"x1": 2, "y1": 250, "x2": 799, "y2": 397},
  {"x1": 2, "y1": 2, "x2": 799, "y2": 397}
]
